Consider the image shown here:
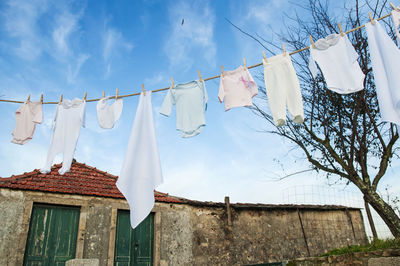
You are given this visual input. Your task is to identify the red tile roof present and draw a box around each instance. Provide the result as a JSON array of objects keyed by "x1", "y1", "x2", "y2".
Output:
[{"x1": 0, "y1": 161, "x2": 182, "y2": 203}]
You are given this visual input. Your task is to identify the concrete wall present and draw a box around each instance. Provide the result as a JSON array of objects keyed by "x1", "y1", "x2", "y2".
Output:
[{"x1": 0, "y1": 188, "x2": 368, "y2": 266}]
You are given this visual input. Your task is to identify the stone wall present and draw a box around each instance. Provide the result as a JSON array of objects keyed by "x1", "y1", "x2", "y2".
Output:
[
  {"x1": 0, "y1": 188, "x2": 368, "y2": 266},
  {"x1": 286, "y1": 248, "x2": 400, "y2": 265}
]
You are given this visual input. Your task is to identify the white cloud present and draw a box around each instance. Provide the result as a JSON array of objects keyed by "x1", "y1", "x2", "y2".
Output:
[
  {"x1": 52, "y1": 9, "x2": 82, "y2": 55},
  {"x1": 143, "y1": 72, "x2": 168, "y2": 87},
  {"x1": 67, "y1": 53, "x2": 90, "y2": 84},
  {"x1": 163, "y1": 0, "x2": 216, "y2": 71},
  {"x1": 2, "y1": 0, "x2": 89, "y2": 82},
  {"x1": 3, "y1": 0, "x2": 48, "y2": 60},
  {"x1": 102, "y1": 27, "x2": 134, "y2": 79}
]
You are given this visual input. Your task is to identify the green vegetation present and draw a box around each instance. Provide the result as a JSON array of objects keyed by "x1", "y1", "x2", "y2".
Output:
[{"x1": 320, "y1": 238, "x2": 400, "y2": 257}]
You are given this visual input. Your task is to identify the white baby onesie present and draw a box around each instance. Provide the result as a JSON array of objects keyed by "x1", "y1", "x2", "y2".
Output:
[
  {"x1": 366, "y1": 21, "x2": 400, "y2": 125},
  {"x1": 97, "y1": 97, "x2": 123, "y2": 129},
  {"x1": 41, "y1": 98, "x2": 86, "y2": 175},
  {"x1": 309, "y1": 34, "x2": 365, "y2": 94},
  {"x1": 11, "y1": 101, "x2": 43, "y2": 144},
  {"x1": 263, "y1": 53, "x2": 304, "y2": 126}
]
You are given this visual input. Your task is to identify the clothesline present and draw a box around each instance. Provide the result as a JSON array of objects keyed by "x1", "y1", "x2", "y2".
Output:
[{"x1": 0, "y1": 11, "x2": 393, "y2": 105}]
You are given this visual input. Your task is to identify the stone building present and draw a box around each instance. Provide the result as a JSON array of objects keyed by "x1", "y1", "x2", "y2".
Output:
[{"x1": 0, "y1": 161, "x2": 368, "y2": 266}]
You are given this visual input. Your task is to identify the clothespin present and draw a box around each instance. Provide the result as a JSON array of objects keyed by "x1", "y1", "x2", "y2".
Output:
[
  {"x1": 83, "y1": 92, "x2": 87, "y2": 101},
  {"x1": 369, "y1": 12, "x2": 375, "y2": 25},
  {"x1": 171, "y1": 77, "x2": 175, "y2": 88},
  {"x1": 59, "y1": 94, "x2": 63, "y2": 104},
  {"x1": 115, "y1": 88, "x2": 119, "y2": 99},
  {"x1": 198, "y1": 70, "x2": 202, "y2": 82},
  {"x1": 27, "y1": 94, "x2": 31, "y2": 102},
  {"x1": 262, "y1": 51, "x2": 267, "y2": 61},
  {"x1": 310, "y1": 35, "x2": 316, "y2": 49},
  {"x1": 338, "y1": 23, "x2": 345, "y2": 37},
  {"x1": 40, "y1": 94, "x2": 43, "y2": 104},
  {"x1": 243, "y1": 57, "x2": 247, "y2": 69},
  {"x1": 102, "y1": 90, "x2": 105, "y2": 98},
  {"x1": 283, "y1": 43, "x2": 286, "y2": 54},
  {"x1": 221, "y1": 65, "x2": 224, "y2": 76},
  {"x1": 390, "y1": 2, "x2": 396, "y2": 10},
  {"x1": 142, "y1": 84, "x2": 146, "y2": 96}
]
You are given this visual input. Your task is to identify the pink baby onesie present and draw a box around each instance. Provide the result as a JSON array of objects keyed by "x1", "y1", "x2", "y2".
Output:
[
  {"x1": 218, "y1": 66, "x2": 258, "y2": 111},
  {"x1": 11, "y1": 101, "x2": 43, "y2": 144}
]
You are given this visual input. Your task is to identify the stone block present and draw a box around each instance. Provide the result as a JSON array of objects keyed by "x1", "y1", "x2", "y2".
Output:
[
  {"x1": 66, "y1": 259, "x2": 99, "y2": 266},
  {"x1": 368, "y1": 257, "x2": 400, "y2": 266}
]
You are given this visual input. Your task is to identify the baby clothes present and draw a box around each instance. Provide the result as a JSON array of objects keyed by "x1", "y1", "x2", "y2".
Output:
[
  {"x1": 392, "y1": 7, "x2": 400, "y2": 42},
  {"x1": 263, "y1": 53, "x2": 304, "y2": 126},
  {"x1": 97, "y1": 97, "x2": 123, "y2": 129},
  {"x1": 218, "y1": 66, "x2": 258, "y2": 111},
  {"x1": 11, "y1": 101, "x2": 42, "y2": 144},
  {"x1": 41, "y1": 98, "x2": 86, "y2": 175},
  {"x1": 309, "y1": 34, "x2": 365, "y2": 94},
  {"x1": 160, "y1": 80, "x2": 208, "y2": 138},
  {"x1": 117, "y1": 91, "x2": 163, "y2": 229},
  {"x1": 366, "y1": 21, "x2": 400, "y2": 125}
]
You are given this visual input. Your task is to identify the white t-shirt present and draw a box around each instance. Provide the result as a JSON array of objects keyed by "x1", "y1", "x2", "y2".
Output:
[
  {"x1": 97, "y1": 97, "x2": 123, "y2": 129},
  {"x1": 309, "y1": 34, "x2": 365, "y2": 94},
  {"x1": 11, "y1": 101, "x2": 42, "y2": 145}
]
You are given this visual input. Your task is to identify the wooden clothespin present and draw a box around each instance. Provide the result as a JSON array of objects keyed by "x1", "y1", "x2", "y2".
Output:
[
  {"x1": 171, "y1": 77, "x2": 175, "y2": 88},
  {"x1": 115, "y1": 88, "x2": 119, "y2": 99},
  {"x1": 221, "y1": 65, "x2": 224, "y2": 77},
  {"x1": 369, "y1": 12, "x2": 375, "y2": 25},
  {"x1": 338, "y1": 23, "x2": 345, "y2": 37},
  {"x1": 390, "y1": 2, "x2": 397, "y2": 10},
  {"x1": 310, "y1": 35, "x2": 316, "y2": 48},
  {"x1": 40, "y1": 94, "x2": 43, "y2": 104},
  {"x1": 102, "y1": 90, "x2": 105, "y2": 98},
  {"x1": 243, "y1": 57, "x2": 247, "y2": 69},
  {"x1": 262, "y1": 51, "x2": 267, "y2": 61},
  {"x1": 59, "y1": 94, "x2": 63, "y2": 104},
  {"x1": 283, "y1": 43, "x2": 286, "y2": 54},
  {"x1": 83, "y1": 92, "x2": 87, "y2": 101},
  {"x1": 142, "y1": 84, "x2": 146, "y2": 96},
  {"x1": 198, "y1": 70, "x2": 202, "y2": 82},
  {"x1": 27, "y1": 94, "x2": 31, "y2": 102}
]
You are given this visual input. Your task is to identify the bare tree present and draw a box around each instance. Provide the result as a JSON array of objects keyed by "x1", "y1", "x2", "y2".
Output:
[{"x1": 238, "y1": 0, "x2": 400, "y2": 237}]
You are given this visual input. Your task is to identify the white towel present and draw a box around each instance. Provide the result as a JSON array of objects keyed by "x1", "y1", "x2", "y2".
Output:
[
  {"x1": 366, "y1": 21, "x2": 400, "y2": 125},
  {"x1": 116, "y1": 91, "x2": 163, "y2": 229}
]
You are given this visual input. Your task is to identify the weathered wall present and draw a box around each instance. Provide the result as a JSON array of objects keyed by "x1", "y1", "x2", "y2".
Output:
[
  {"x1": 287, "y1": 248, "x2": 400, "y2": 265},
  {"x1": 0, "y1": 188, "x2": 368, "y2": 266},
  {"x1": 83, "y1": 201, "x2": 112, "y2": 266},
  {"x1": 0, "y1": 189, "x2": 27, "y2": 266}
]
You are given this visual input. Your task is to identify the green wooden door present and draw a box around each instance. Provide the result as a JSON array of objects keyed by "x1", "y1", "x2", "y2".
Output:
[
  {"x1": 114, "y1": 211, "x2": 154, "y2": 266},
  {"x1": 23, "y1": 204, "x2": 80, "y2": 266}
]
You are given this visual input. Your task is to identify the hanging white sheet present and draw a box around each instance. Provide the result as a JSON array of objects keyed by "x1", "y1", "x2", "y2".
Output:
[{"x1": 117, "y1": 91, "x2": 163, "y2": 229}]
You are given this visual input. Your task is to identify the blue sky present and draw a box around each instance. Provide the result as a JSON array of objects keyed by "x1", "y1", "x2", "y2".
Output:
[{"x1": 1, "y1": 0, "x2": 399, "y2": 229}]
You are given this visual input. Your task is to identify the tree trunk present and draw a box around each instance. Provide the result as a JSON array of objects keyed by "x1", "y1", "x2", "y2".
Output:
[{"x1": 364, "y1": 189, "x2": 400, "y2": 237}]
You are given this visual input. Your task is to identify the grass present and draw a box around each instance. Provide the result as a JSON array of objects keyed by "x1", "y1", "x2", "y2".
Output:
[{"x1": 320, "y1": 238, "x2": 400, "y2": 257}]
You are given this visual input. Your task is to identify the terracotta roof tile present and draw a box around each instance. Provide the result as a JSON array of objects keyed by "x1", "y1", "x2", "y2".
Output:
[{"x1": 0, "y1": 161, "x2": 182, "y2": 203}]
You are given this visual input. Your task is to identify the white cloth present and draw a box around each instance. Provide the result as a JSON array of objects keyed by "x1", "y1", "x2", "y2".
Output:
[
  {"x1": 309, "y1": 34, "x2": 365, "y2": 94},
  {"x1": 41, "y1": 99, "x2": 86, "y2": 175},
  {"x1": 96, "y1": 97, "x2": 123, "y2": 129},
  {"x1": 392, "y1": 8, "x2": 400, "y2": 42},
  {"x1": 263, "y1": 53, "x2": 304, "y2": 126},
  {"x1": 366, "y1": 21, "x2": 400, "y2": 125},
  {"x1": 11, "y1": 101, "x2": 42, "y2": 144},
  {"x1": 117, "y1": 91, "x2": 163, "y2": 229}
]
